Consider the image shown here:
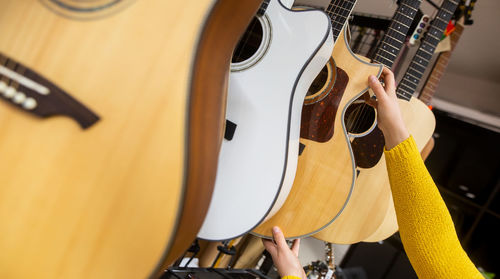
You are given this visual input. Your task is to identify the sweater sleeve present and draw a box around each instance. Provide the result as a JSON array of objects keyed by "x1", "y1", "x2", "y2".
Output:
[{"x1": 384, "y1": 136, "x2": 483, "y2": 279}]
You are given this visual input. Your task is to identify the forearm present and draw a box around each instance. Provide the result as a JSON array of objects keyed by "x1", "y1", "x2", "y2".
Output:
[{"x1": 384, "y1": 136, "x2": 482, "y2": 278}]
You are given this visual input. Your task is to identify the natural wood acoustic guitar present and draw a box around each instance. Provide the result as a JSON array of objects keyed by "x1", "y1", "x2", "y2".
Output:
[
  {"x1": 364, "y1": 16, "x2": 468, "y2": 243},
  {"x1": 311, "y1": 0, "x2": 426, "y2": 244},
  {"x1": 316, "y1": 0, "x2": 460, "y2": 244},
  {"x1": 253, "y1": 0, "x2": 384, "y2": 239},
  {"x1": 0, "y1": 0, "x2": 260, "y2": 278}
]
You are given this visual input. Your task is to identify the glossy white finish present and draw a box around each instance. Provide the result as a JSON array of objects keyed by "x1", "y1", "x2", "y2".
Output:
[{"x1": 198, "y1": 0, "x2": 334, "y2": 241}]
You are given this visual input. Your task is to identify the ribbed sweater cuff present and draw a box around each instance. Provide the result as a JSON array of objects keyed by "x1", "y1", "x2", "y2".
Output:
[{"x1": 384, "y1": 135, "x2": 417, "y2": 161}]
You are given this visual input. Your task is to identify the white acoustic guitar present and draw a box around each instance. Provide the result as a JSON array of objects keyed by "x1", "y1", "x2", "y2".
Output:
[{"x1": 198, "y1": 0, "x2": 334, "y2": 241}]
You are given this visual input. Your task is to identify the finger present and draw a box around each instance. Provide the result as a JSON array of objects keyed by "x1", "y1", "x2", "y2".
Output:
[
  {"x1": 381, "y1": 67, "x2": 395, "y2": 95},
  {"x1": 291, "y1": 239, "x2": 300, "y2": 257},
  {"x1": 272, "y1": 226, "x2": 288, "y2": 251},
  {"x1": 368, "y1": 75, "x2": 387, "y2": 101},
  {"x1": 262, "y1": 238, "x2": 277, "y2": 258},
  {"x1": 365, "y1": 97, "x2": 378, "y2": 109}
]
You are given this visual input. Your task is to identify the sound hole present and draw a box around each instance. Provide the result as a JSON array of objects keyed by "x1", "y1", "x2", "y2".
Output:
[
  {"x1": 232, "y1": 17, "x2": 263, "y2": 63},
  {"x1": 41, "y1": 0, "x2": 135, "y2": 19},
  {"x1": 345, "y1": 102, "x2": 376, "y2": 135},
  {"x1": 307, "y1": 65, "x2": 329, "y2": 97}
]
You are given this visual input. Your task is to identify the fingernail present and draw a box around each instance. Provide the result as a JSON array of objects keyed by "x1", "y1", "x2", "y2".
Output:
[
  {"x1": 272, "y1": 226, "x2": 280, "y2": 233},
  {"x1": 369, "y1": 75, "x2": 377, "y2": 82}
]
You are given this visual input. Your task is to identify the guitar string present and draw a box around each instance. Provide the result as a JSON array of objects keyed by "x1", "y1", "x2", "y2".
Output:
[
  {"x1": 233, "y1": 2, "x2": 263, "y2": 64},
  {"x1": 350, "y1": 0, "x2": 414, "y2": 135}
]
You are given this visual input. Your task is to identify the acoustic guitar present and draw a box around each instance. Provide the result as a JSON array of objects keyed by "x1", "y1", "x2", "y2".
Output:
[
  {"x1": 253, "y1": 0, "x2": 384, "y2": 239},
  {"x1": 0, "y1": 0, "x2": 260, "y2": 278},
  {"x1": 365, "y1": 4, "x2": 470, "y2": 243},
  {"x1": 311, "y1": 0, "x2": 426, "y2": 244},
  {"x1": 317, "y1": 0, "x2": 460, "y2": 245},
  {"x1": 198, "y1": 0, "x2": 334, "y2": 241}
]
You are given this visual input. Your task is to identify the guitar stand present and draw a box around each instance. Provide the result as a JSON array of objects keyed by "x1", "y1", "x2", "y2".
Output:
[
  {"x1": 173, "y1": 239, "x2": 201, "y2": 268},
  {"x1": 211, "y1": 240, "x2": 237, "y2": 268},
  {"x1": 161, "y1": 267, "x2": 272, "y2": 279}
]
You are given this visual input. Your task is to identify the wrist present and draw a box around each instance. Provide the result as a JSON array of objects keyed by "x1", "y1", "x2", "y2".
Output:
[{"x1": 383, "y1": 126, "x2": 409, "y2": 150}]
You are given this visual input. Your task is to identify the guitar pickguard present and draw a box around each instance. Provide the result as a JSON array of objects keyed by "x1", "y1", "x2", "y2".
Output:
[
  {"x1": 300, "y1": 66, "x2": 348, "y2": 142},
  {"x1": 0, "y1": 53, "x2": 99, "y2": 129},
  {"x1": 351, "y1": 126, "x2": 385, "y2": 168}
]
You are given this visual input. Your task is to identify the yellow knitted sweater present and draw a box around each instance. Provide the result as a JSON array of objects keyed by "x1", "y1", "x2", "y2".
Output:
[{"x1": 384, "y1": 136, "x2": 483, "y2": 278}]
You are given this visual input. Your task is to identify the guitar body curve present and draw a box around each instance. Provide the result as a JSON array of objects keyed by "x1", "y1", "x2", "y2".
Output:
[
  {"x1": 0, "y1": 0, "x2": 259, "y2": 278},
  {"x1": 315, "y1": 96, "x2": 436, "y2": 243},
  {"x1": 253, "y1": 27, "x2": 383, "y2": 239},
  {"x1": 198, "y1": 0, "x2": 334, "y2": 241}
]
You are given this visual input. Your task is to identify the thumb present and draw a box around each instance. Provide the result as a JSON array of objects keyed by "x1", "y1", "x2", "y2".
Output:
[
  {"x1": 291, "y1": 238, "x2": 300, "y2": 257},
  {"x1": 272, "y1": 226, "x2": 288, "y2": 251},
  {"x1": 368, "y1": 75, "x2": 387, "y2": 101}
]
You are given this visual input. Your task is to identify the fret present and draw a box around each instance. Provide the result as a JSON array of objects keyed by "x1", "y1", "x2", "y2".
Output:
[
  {"x1": 399, "y1": 83, "x2": 415, "y2": 94},
  {"x1": 416, "y1": 51, "x2": 432, "y2": 62},
  {"x1": 441, "y1": 7, "x2": 455, "y2": 15},
  {"x1": 434, "y1": 16, "x2": 449, "y2": 25},
  {"x1": 384, "y1": 35, "x2": 404, "y2": 45},
  {"x1": 396, "y1": 88, "x2": 413, "y2": 101},
  {"x1": 412, "y1": 57, "x2": 429, "y2": 69},
  {"x1": 403, "y1": 76, "x2": 419, "y2": 87},
  {"x1": 408, "y1": 68, "x2": 423, "y2": 79},
  {"x1": 374, "y1": 55, "x2": 394, "y2": 67},
  {"x1": 378, "y1": 48, "x2": 397, "y2": 58},
  {"x1": 378, "y1": 42, "x2": 399, "y2": 55},
  {"x1": 401, "y1": 2, "x2": 418, "y2": 11},
  {"x1": 393, "y1": 11, "x2": 415, "y2": 25},
  {"x1": 420, "y1": 48, "x2": 433, "y2": 56},
  {"x1": 391, "y1": 19, "x2": 410, "y2": 29},
  {"x1": 410, "y1": 63, "x2": 425, "y2": 74},
  {"x1": 326, "y1": 0, "x2": 357, "y2": 39},
  {"x1": 420, "y1": 41, "x2": 435, "y2": 53},
  {"x1": 397, "y1": 0, "x2": 459, "y2": 101},
  {"x1": 425, "y1": 30, "x2": 442, "y2": 41},
  {"x1": 406, "y1": 72, "x2": 420, "y2": 82}
]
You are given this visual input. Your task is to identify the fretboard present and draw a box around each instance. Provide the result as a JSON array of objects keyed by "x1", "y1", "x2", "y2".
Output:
[
  {"x1": 419, "y1": 23, "x2": 464, "y2": 105},
  {"x1": 373, "y1": 0, "x2": 422, "y2": 68},
  {"x1": 325, "y1": 0, "x2": 357, "y2": 41},
  {"x1": 396, "y1": 0, "x2": 459, "y2": 101}
]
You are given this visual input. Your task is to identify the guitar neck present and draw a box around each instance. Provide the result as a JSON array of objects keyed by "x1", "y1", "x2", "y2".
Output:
[
  {"x1": 419, "y1": 23, "x2": 464, "y2": 105},
  {"x1": 325, "y1": 0, "x2": 357, "y2": 41},
  {"x1": 396, "y1": 0, "x2": 460, "y2": 101},
  {"x1": 373, "y1": 0, "x2": 422, "y2": 68}
]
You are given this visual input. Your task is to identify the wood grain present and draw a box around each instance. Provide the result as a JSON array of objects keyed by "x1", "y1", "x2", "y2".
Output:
[
  {"x1": 252, "y1": 28, "x2": 383, "y2": 239},
  {"x1": 362, "y1": 24, "x2": 465, "y2": 243},
  {"x1": 0, "y1": 0, "x2": 259, "y2": 278},
  {"x1": 314, "y1": 97, "x2": 435, "y2": 243},
  {"x1": 155, "y1": 0, "x2": 261, "y2": 272}
]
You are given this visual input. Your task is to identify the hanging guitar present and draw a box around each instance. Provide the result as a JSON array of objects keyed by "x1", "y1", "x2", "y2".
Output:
[
  {"x1": 365, "y1": 0, "x2": 474, "y2": 242},
  {"x1": 253, "y1": 0, "x2": 384, "y2": 239},
  {"x1": 0, "y1": 0, "x2": 260, "y2": 278},
  {"x1": 198, "y1": 0, "x2": 334, "y2": 241},
  {"x1": 312, "y1": 0, "x2": 432, "y2": 244}
]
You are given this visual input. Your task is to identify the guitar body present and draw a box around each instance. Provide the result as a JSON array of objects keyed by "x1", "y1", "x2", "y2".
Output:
[
  {"x1": 315, "y1": 96, "x2": 435, "y2": 243},
  {"x1": 0, "y1": 0, "x2": 260, "y2": 278},
  {"x1": 198, "y1": 0, "x2": 334, "y2": 241},
  {"x1": 253, "y1": 28, "x2": 383, "y2": 239}
]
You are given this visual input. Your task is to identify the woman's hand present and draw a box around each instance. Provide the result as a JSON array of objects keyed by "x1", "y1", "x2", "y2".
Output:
[
  {"x1": 366, "y1": 67, "x2": 410, "y2": 150},
  {"x1": 262, "y1": 226, "x2": 306, "y2": 279}
]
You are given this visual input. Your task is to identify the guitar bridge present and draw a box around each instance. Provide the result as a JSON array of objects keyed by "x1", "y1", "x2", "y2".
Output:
[{"x1": 0, "y1": 53, "x2": 99, "y2": 129}]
